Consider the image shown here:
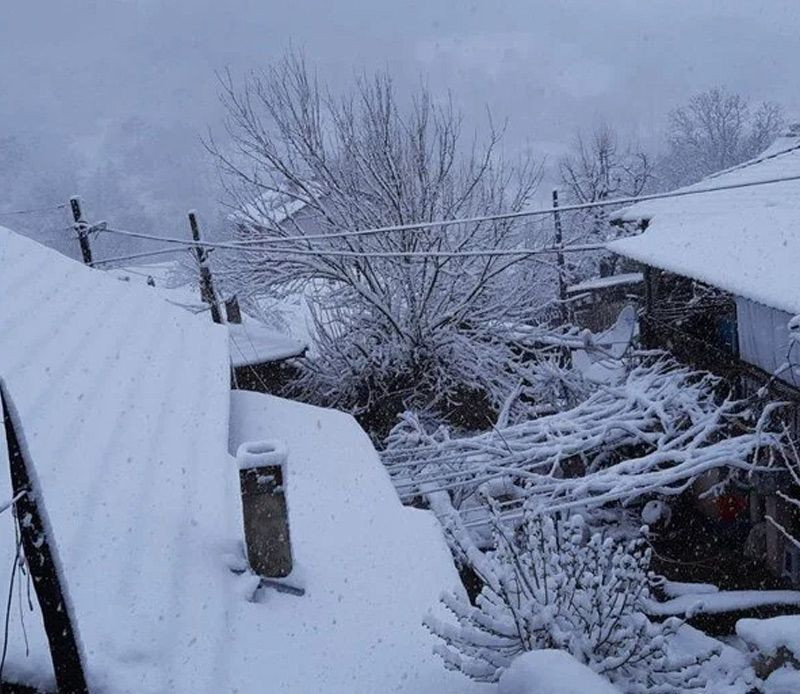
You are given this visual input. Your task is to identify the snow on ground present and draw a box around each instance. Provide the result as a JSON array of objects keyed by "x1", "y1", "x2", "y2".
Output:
[
  {"x1": 736, "y1": 615, "x2": 800, "y2": 659},
  {"x1": 497, "y1": 650, "x2": 620, "y2": 694},
  {"x1": 763, "y1": 666, "x2": 800, "y2": 693},
  {"x1": 227, "y1": 390, "x2": 490, "y2": 694},
  {"x1": 0, "y1": 227, "x2": 235, "y2": 692},
  {"x1": 667, "y1": 625, "x2": 757, "y2": 693},
  {"x1": 609, "y1": 135, "x2": 800, "y2": 314}
]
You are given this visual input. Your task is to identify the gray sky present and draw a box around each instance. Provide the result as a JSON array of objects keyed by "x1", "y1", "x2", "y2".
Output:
[{"x1": 2, "y1": 0, "x2": 799, "y2": 239}]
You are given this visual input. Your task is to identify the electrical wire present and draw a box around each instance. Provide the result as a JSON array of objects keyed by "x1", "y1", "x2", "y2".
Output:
[
  {"x1": 0, "y1": 203, "x2": 67, "y2": 217},
  {"x1": 93, "y1": 170, "x2": 800, "y2": 264},
  {"x1": 229, "y1": 169, "x2": 800, "y2": 243},
  {"x1": 96, "y1": 229, "x2": 605, "y2": 262},
  {"x1": 92, "y1": 247, "x2": 188, "y2": 267}
]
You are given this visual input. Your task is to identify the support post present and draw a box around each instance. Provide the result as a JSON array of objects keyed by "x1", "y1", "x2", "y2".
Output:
[
  {"x1": 552, "y1": 189, "x2": 568, "y2": 323},
  {"x1": 69, "y1": 197, "x2": 94, "y2": 267},
  {"x1": 188, "y1": 211, "x2": 223, "y2": 324},
  {"x1": 0, "y1": 383, "x2": 89, "y2": 694},
  {"x1": 225, "y1": 296, "x2": 242, "y2": 324}
]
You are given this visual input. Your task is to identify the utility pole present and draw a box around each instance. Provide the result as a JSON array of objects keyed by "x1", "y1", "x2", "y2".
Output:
[
  {"x1": 552, "y1": 189, "x2": 568, "y2": 322},
  {"x1": 188, "y1": 211, "x2": 223, "y2": 324},
  {"x1": 69, "y1": 197, "x2": 94, "y2": 267}
]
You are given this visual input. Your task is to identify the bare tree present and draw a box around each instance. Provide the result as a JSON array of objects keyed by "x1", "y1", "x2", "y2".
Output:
[
  {"x1": 560, "y1": 124, "x2": 653, "y2": 212},
  {"x1": 210, "y1": 52, "x2": 546, "y2": 433},
  {"x1": 660, "y1": 87, "x2": 784, "y2": 187},
  {"x1": 558, "y1": 124, "x2": 653, "y2": 277}
]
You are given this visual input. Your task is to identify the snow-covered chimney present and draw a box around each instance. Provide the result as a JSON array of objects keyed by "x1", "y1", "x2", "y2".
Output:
[{"x1": 236, "y1": 439, "x2": 293, "y2": 577}]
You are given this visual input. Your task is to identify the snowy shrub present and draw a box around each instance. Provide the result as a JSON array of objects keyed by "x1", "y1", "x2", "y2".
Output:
[{"x1": 425, "y1": 505, "x2": 706, "y2": 692}]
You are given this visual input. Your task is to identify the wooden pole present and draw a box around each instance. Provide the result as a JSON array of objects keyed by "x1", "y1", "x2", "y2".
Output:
[
  {"x1": 0, "y1": 383, "x2": 89, "y2": 694},
  {"x1": 188, "y1": 211, "x2": 223, "y2": 324},
  {"x1": 69, "y1": 197, "x2": 94, "y2": 267},
  {"x1": 552, "y1": 189, "x2": 568, "y2": 322}
]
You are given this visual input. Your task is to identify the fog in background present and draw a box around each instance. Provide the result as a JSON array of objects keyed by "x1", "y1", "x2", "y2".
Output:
[{"x1": 2, "y1": 0, "x2": 799, "y2": 258}]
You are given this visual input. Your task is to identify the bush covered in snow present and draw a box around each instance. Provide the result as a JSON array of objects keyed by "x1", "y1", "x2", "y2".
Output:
[
  {"x1": 213, "y1": 51, "x2": 553, "y2": 433},
  {"x1": 425, "y1": 506, "x2": 706, "y2": 692}
]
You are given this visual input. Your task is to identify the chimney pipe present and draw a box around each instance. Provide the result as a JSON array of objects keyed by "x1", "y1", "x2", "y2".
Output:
[{"x1": 237, "y1": 439, "x2": 293, "y2": 577}]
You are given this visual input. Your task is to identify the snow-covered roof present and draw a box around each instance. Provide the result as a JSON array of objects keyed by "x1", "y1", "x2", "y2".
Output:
[
  {"x1": 110, "y1": 262, "x2": 307, "y2": 365},
  {"x1": 608, "y1": 132, "x2": 800, "y2": 315},
  {"x1": 0, "y1": 226, "x2": 233, "y2": 691},
  {"x1": 233, "y1": 184, "x2": 324, "y2": 229},
  {"x1": 0, "y1": 228, "x2": 479, "y2": 692},
  {"x1": 227, "y1": 391, "x2": 489, "y2": 693}
]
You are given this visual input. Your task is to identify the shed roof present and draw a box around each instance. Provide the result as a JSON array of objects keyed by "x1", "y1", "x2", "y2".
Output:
[
  {"x1": 109, "y1": 261, "x2": 307, "y2": 365},
  {"x1": 0, "y1": 228, "x2": 480, "y2": 693},
  {"x1": 608, "y1": 132, "x2": 800, "y2": 314},
  {"x1": 0, "y1": 226, "x2": 234, "y2": 692}
]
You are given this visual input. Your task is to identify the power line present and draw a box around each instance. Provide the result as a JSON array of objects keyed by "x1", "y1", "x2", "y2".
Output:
[
  {"x1": 0, "y1": 204, "x2": 67, "y2": 217},
  {"x1": 95, "y1": 234, "x2": 606, "y2": 262},
  {"x1": 233, "y1": 170, "x2": 800, "y2": 243},
  {"x1": 98, "y1": 170, "x2": 800, "y2": 257},
  {"x1": 91, "y1": 247, "x2": 188, "y2": 267}
]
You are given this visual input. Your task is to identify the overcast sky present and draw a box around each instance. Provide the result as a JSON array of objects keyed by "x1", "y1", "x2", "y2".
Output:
[{"x1": 2, "y1": 0, "x2": 799, "y2": 238}]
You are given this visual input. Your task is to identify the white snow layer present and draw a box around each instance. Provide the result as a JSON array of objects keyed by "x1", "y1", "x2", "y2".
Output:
[
  {"x1": 763, "y1": 666, "x2": 800, "y2": 694},
  {"x1": 0, "y1": 228, "x2": 485, "y2": 693},
  {"x1": 497, "y1": 650, "x2": 620, "y2": 694},
  {"x1": 0, "y1": 226, "x2": 234, "y2": 692},
  {"x1": 227, "y1": 390, "x2": 490, "y2": 693},
  {"x1": 110, "y1": 261, "x2": 306, "y2": 365},
  {"x1": 609, "y1": 136, "x2": 800, "y2": 314},
  {"x1": 736, "y1": 615, "x2": 800, "y2": 659},
  {"x1": 646, "y1": 590, "x2": 800, "y2": 616}
]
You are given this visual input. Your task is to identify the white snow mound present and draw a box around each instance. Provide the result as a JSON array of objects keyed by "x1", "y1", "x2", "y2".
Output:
[{"x1": 497, "y1": 650, "x2": 620, "y2": 694}]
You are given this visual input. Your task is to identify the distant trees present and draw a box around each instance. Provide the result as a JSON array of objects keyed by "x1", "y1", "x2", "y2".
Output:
[
  {"x1": 660, "y1": 87, "x2": 784, "y2": 188},
  {"x1": 559, "y1": 124, "x2": 653, "y2": 214},
  {"x1": 558, "y1": 124, "x2": 653, "y2": 278},
  {"x1": 212, "y1": 52, "x2": 546, "y2": 433}
]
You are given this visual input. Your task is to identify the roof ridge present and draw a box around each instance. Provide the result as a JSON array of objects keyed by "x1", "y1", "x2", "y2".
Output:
[{"x1": 704, "y1": 140, "x2": 800, "y2": 182}]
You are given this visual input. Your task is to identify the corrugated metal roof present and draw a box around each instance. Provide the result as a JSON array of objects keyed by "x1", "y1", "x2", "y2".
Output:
[
  {"x1": 609, "y1": 136, "x2": 800, "y2": 314},
  {"x1": 0, "y1": 227, "x2": 236, "y2": 692}
]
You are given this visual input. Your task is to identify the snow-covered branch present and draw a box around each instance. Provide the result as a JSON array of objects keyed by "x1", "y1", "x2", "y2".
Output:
[{"x1": 383, "y1": 358, "x2": 781, "y2": 515}]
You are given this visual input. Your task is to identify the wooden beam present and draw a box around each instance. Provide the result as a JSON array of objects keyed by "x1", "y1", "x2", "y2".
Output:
[{"x1": 0, "y1": 383, "x2": 89, "y2": 694}]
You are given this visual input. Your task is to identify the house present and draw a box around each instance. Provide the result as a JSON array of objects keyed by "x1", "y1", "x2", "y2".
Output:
[
  {"x1": 0, "y1": 226, "x2": 486, "y2": 693},
  {"x1": 233, "y1": 184, "x2": 325, "y2": 239},
  {"x1": 607, "y1": 127, "x2": 800, "y2": 587}
]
